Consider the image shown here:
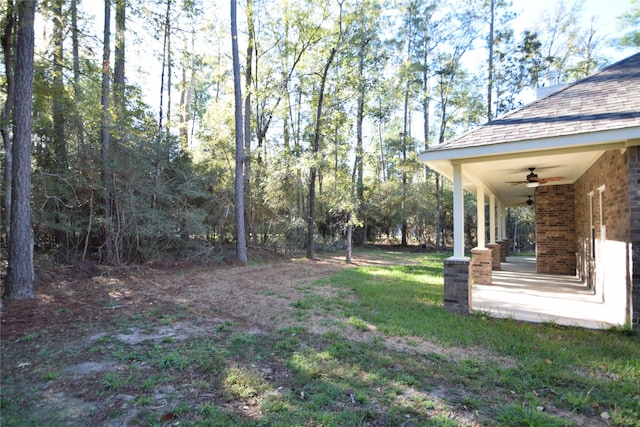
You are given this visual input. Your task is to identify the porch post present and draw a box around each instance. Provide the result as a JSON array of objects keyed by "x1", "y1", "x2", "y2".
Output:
[
  {"x1": 499, "y1": 203, "x2": 509, "y2": 259},
  {"x1": 500, "y1": 203, "x2": 507, "y2": 240},
  {"x1": 476, "y1": 186, "x2": 485, "y2": 248},
  {"x1": 497, "y1": 200, "x2": 503, "y2": 240},
  {"x1": 444, "y1": 163, "x2": 471, "y2": 315},
  {"x1": 489, "y1": 193, "x2": 496, "y2": 244},
  {"x1": 452, "y1": 163, "x2": 464, "y2": 258}
]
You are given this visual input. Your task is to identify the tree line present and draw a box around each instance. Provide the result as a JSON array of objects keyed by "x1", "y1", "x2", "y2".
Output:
[{"x1": 1, "y1": 0, "x2": 638, "y2": 298}]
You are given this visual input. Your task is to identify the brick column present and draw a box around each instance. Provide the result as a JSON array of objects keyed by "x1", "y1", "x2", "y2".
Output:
[
  {"x1": 536, "y1": 185, "x2": 576, "y2": 275},
  {"x1": 469, "y1": 248, "x2": 492, "y2": 285},
  {"x1": 499, "y1": 239, "x2": 509, "y2": 262},
  {"x1": 487, "y1": 243, "x2": 501, "y2": 270},
  {"x1": 444, "y1": 257, "x2": 471, "y2": 315}
]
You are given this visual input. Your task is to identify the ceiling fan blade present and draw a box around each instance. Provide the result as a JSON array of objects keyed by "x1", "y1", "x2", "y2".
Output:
[
  {"x1": 538, "y1": 176, "x2": 565, "y2": 185},
  {"x1": 506, "y1": 181, "x2": 527, "y2": 185}
]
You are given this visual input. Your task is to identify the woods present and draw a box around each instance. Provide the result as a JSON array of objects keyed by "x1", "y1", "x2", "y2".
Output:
[{"x1": 0, "y1": 0, "x2": 636, "y2": 297}]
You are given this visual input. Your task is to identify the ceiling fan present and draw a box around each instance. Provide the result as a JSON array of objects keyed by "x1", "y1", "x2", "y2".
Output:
[
  {"x1": 515, "y1": 195, "x2": 535, "y2": 206},
  {"x1": 506, "y1": 167, "x2": 564, "y2": 187}
]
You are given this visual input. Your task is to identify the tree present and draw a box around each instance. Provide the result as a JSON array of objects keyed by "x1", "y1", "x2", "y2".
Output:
[
  {"x1": 492, "y1": 29, "x2": 545, "y2": 115},
  {"x1": 49, "y1": 0, "x2": 70, "y2": 258},
  {"x1": 431, "y1": 5, "x2": 480, "y2": 249},
  {"x1": 231, "y1": 0, "x2": 247, "y2": 263},
  {"x1": 1, "y1": 0, "x2": 15, "y2": 241},
  {"x1": 483, "y1": 0, "x2": 514, "y2": 121},
  {"x1": 114, "y1": 0, "x2": 126, "y2": 143},
  {"x1": 565, "y1": 15, "x2": 606, "y2": 80},
  {"x1": 306, "y1": 0, "x2": 343, "y2": 260},
  {"x1": 70, "y1": 0, "x2": 85, "y2": 150},
  {"x1": 486, "y1": 0, "x2": 495, "y2": 121},
  {"x1": 70, "y1": 0, "x2": 85, "y2": 152},
  {"x1": 307, "y1": 44, "x2": 337, "y2": 259},
  {"x1": 51, "y1": 0, "x2": 66, "y2": 171},
  {"x1": 615, "y1": 0, "x2": 640, "y2": 47},
  {"x1": 6, "y1": 0, "x2": 36, "y2": 300},
  {"x1": 396, "y1": 0, "x2": 425, "y2": 246},
  {"x1": 101, "y1": 0, "x2": 115, "y2": 263},
  {"x1": 244, "y1": 0, "x2": 254, "y2": 245}
]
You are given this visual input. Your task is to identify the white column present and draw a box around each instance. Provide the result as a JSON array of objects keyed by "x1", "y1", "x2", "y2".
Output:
[
  {"x1": 453, "y1": 164, "x2": 465, "y2": 258},
  {"x1": 504, "y1": 207, "x2": 508, "y2": 239},
  {"x1": 497, "y1": 200, "x2": 503, "y2": 240},
  {"x1": 476, "y1": 186, "x2": 485, "y2": 248},
  {"x1": 489, "y1": 193, "x2": 496, "y2": 243}
]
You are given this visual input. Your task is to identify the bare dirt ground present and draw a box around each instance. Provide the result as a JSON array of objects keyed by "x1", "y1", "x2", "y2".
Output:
[
  {"x1": 0, "y1": 248, "x2": 610, "y2": 426},
  {"x1": 2, "y1": 247, "x2": 477, "y2": 365}
]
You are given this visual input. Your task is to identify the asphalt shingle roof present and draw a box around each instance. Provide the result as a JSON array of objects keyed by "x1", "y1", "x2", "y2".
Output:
[{"x1": 427, "y1": 52, "x2": 640, "y2": 152}]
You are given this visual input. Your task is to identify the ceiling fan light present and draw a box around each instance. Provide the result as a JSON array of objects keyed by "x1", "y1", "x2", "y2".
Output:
[{"x1": 526, "y1": 181, "x2": 540, "y2": 188}]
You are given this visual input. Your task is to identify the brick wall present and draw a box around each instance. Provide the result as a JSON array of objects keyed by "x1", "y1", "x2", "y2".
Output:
[
  {"x1": 535, "y1": 185, "x2": 576, "y2": 275},
  {"x1": 574, "y1": 148, "x2": 636, "y2": 329},
  {"x1": 628, "y1": 146, "x2": 640, "y2": 331}
]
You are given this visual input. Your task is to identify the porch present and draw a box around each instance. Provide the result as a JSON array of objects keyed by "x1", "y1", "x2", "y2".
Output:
[{"x1": 471, "y1": 256, "x2": 626, "y2": 329}]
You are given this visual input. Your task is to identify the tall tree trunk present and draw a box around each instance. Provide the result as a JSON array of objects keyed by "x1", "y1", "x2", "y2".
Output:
[
  {"x1": 354, "y1": 37, "x2": 368, "y2": 247},
  {"x1": 179, "y1": 33, "x2": 195, "y2": 152},
  {"x1": 114, "y1": 0, "x2": 125, "y2": 143},
  {"x1": 377, "y1": 99, "x2": 385, "y2": 182},
  {"x1": 70, "y1": 0, "x2": 84, "y2": 150},
  {"x1": 244, "y1": 0, "x2": 254, "y2": 246},
  {"x1": 422, "y1": 25, "x2": 430, "y2": 181},
  {"x1": 153, "y1": 0, "x2": 171, "y2": 210},
  {"x1": 165, "y1": 6, "x2": 171, "y2": 138},
  {"x1": 435, "y1": 172, "x2": 441, "y2": 251},
  {"x1": 1, "y1": 0, "x2": 15, "y2": 241},
  {"x1": 307, "y1": 47, "x2": 337, "y2": 260},
  {"x1": 307, "y1": 49, "x2": 336, "y2": 259},
  {"x1": 157, "y1": 0, "x2": 171, "y2": 138},
  {"x1": 101, "y1": 0, "x2": 114, "y2": 263},
  {"x1": 231, "y1": 0, "x2": 247, "y2": 263},
  {"x1": 52, "y1": 0, "x2": 66, "y2": 170},
  {"x1": 346, "y1": 156, "x2": 358, "y2": 263},
  {"x1": 110, "y1": 0, "x2": 126, "y2": 260},
  {"x1": 295, "y1": 86, "x2": 303, "y2": 217},
  {"x1": 6, "y1": 0, "x2": 36, "y2": 300},
  {"x1": 401, "y1": 85, "x2": 409, "y2": 247},
  {"x1": 52, "y1": 0, "x2": 68, "y2": 258},
  {"x1": 487, "y1": 0, "x2": 495, "y2": 121}
]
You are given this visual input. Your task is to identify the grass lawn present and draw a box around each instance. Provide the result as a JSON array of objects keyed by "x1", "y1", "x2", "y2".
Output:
[{"x1": 1, "y1": 249, "x2": 639, "y2": 426}]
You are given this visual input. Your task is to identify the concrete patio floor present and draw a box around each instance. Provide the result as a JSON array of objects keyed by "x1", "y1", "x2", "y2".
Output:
[{"x1": 472, "y1": 257, "x2": 627, "y2": 329}]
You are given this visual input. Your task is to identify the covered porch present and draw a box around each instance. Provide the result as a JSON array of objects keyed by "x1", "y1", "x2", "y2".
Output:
[
  {"x1": 472, "y1": 256, "x2": 626, "y2": 329},
  {"x1": 420, "y1": 54, "x2": 640, "y2": 330}
]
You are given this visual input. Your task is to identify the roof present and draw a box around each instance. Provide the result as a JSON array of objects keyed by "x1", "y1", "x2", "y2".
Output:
[
  {"x1": 426, "y1": 52, "x2": 640, "y2": 154},
  {"x1": 420, "y1": 52, "x2": 640, "y2": 207}
]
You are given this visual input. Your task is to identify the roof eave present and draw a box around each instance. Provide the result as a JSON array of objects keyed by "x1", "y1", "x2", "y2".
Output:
[{"x1": 420, "y1": 126, "x2": 640, "y2": 169}]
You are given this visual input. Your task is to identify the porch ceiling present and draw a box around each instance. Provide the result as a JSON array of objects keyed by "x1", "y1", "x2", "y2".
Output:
[{"x1": 421, "y1": 130, "x2": 639, "y2": 207}]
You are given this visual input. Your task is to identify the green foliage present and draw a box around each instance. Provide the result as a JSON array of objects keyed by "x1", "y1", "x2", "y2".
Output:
[
  {"x1": 615, "y1": 0, "x2": 640, "y2": 47},
  {"x1": 5, "y1": 0, "x2": 629, "y2": 265}
]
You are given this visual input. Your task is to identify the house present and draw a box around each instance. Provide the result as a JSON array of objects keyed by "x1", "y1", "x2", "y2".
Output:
[{"x1": 420, "y1": 52, "x2": 640, "y2": 331}]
